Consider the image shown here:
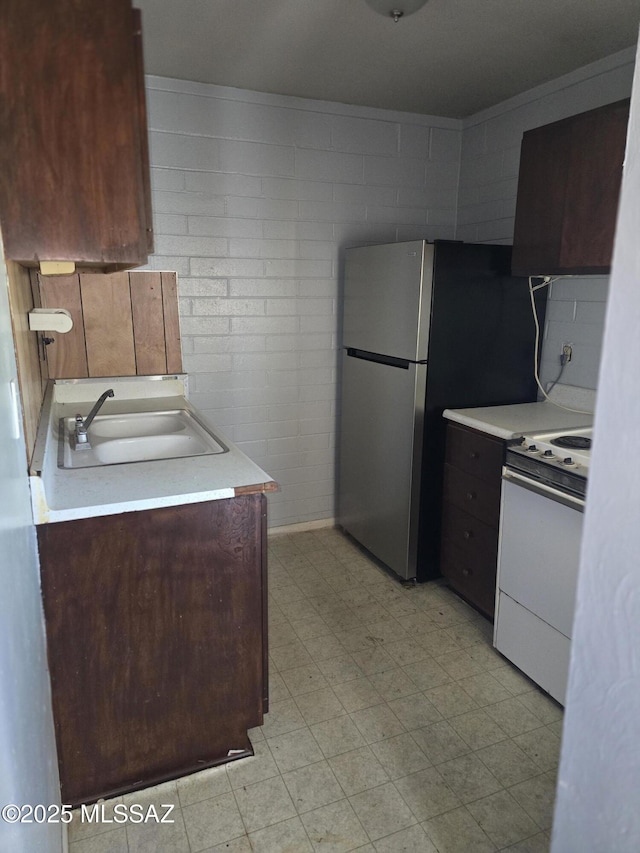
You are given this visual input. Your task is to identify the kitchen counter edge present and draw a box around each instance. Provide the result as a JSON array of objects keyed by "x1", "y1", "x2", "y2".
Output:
[{"x1": 443, "y1": 401, "x2": 594, "y2": 441}]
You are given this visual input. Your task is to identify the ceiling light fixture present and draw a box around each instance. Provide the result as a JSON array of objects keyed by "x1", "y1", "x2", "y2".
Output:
[{"x1": 365, "y1": 0, "x2": 429, "y2": 22}]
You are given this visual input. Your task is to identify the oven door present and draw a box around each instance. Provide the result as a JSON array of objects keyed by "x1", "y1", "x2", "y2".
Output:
[{"x1": 494, "y1": 468, "x2": 584, "y2": 704}]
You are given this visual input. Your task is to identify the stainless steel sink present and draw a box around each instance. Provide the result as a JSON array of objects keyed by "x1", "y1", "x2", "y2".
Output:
[{"x1": 58, "y1": 409, "x2": 228, "y2": 469}]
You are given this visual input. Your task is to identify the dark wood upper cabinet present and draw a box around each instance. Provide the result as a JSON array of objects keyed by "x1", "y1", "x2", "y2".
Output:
[
  {"x1": 0, "y1": 0, "x2": 153, "y2": 269},
  {"x1": 512, "y1": 99, "x2": 629, "y2": 276}
]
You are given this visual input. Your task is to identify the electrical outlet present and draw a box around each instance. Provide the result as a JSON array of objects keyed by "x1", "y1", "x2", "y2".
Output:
[{"x1": 562, "y1": 343, "x2": 573, "y2": 363}]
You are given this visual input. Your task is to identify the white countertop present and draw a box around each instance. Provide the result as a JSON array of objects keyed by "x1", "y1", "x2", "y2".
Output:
[
  {"x1": 30, "y1": 377, "x2": 277, "y2": 524},
  {"x1": 443, "y1": 400, "x2": 593, "y2": 440}
]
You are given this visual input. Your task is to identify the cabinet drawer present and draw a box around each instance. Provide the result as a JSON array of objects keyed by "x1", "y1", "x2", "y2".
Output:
[
  {"x1": 441, "y1": 504, "x2": 498, "y2": 617},
  {"x1": 443, "y1": 463, "x2": 501, "y2": 527},
  {"x1": 445, "y1": 423, "x2": 503, "y2": 483},
  {"x1": 441, "y1": 503, "x2": 498, "y2": 564},
  {"x1": 441, "y1": 545, "x2": 496, "y2": 618}
]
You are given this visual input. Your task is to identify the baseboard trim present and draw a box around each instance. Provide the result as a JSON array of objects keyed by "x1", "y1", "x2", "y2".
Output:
[{"x1": 268, "y1": 517, "x2": 336, "y2": 537}]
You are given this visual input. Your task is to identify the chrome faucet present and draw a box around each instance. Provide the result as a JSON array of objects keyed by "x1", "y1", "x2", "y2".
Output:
[{"x1": 74, "y1": 388, "x2": 114, "y2": 449}]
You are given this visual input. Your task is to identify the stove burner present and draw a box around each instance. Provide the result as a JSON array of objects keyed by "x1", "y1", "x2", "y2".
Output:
[{"x1": 550, "y1": 435, "x2": 592, "y2": 450}]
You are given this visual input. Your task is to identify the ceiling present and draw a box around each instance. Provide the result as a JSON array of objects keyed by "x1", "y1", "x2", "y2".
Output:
[{"x1": 135, "y1": 0, "x2": 640, "y2": 118}]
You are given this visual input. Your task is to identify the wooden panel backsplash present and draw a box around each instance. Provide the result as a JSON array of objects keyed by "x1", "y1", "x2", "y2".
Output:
[{"x1": 37, "y1": 270, "x2": 182, "y2": 379}]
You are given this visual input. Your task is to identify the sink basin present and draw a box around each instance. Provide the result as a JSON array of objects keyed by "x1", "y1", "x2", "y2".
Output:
[{"x1": 58, "y1": 409, "x2": 228, "y2": 469}]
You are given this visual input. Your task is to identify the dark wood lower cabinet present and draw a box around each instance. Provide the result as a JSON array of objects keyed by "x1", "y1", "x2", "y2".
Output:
[
  {"x1": 440, "y1": 422, "x2": 505, "y2": 619},
  {"x1": 37, "y1": 494, "x2": 268, "y2": 805}
]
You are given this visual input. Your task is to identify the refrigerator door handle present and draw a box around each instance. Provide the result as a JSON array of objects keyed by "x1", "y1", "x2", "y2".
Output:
[{"x1": 345, "y1": 348, "x2": 426, "y2": 368}]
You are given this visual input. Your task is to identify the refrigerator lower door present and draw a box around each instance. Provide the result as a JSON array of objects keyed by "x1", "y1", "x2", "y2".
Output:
[{"x1": 338, "y1": 350, "x2": 426, "y2": 580}]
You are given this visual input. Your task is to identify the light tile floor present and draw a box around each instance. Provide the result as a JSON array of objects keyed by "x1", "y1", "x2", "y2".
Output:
[{"x1": 69, "y1": 527, "x2": 563, "y2": 853}]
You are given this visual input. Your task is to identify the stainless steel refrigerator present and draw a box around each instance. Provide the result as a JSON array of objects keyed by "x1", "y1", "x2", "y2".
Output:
[{"x1": 337, "y1": 240, "x2": 546, "y2": 582}]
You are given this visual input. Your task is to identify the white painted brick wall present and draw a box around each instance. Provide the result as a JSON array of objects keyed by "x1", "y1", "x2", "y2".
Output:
[
  {"x1": 457, "y1": 48, "x2": 636, "y2": 391},
  {"x1": 144, "y1": 78, "x2": 460, "y2": 527},
  {"x1": 143, "y1": 50, "x2": 634, "y2": 529}
]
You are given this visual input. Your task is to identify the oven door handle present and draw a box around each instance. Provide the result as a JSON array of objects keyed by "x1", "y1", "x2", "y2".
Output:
[{"x1": 502, "y1": 467, "x2": 585, "y2": 513}]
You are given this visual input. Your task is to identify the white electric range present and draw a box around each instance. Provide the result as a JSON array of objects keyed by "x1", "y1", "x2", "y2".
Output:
[{"x1": 495, "y1": 424, "x2": 593, "y2": 705}]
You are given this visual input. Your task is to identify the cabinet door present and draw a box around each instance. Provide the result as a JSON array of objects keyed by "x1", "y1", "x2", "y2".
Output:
[
  {"x1": 0, "y1": 0, "x2": 152, "y2": 267},
  {"x1": 512, "y1": 99, "x2": 629, "y2": 276},
  {"x1": 38, "y1": 496, "x2": 266, "y2": 805}
]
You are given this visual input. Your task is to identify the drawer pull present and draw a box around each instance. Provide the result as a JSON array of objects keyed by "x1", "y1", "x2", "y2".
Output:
[
  {"x1": 463, "y1": 530, "x2": 473, "y2": 540},
  {"x1": 462, "y1": 568, "x2": 472, "y2": 576},
  {"x1": 466, "y1": 491, "x2": 476, "y2": 501},
  {"x1": 469, "y1": 451, "x2": 479, "y2": 459}
]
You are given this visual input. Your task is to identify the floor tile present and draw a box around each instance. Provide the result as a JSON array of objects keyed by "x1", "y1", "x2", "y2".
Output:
[
  {"x1": 260, "y1": 697, "x2": 307, "y2": 739},
  {"x1": 383, "y1": 638, "x2": 433, "y2": 667},
  {"x1": 269, "y1": 620, "x2": 301, "y2": 649},
  {"x1": 386, "y1": 691, "x2": 442, "y2": 731},
  {"x1": 393, "y1": 766, "x2": 461, "y2": 820},
  {"x1": 457, "y1": 673, "x2": 514, "y2": 707},
  {"x1": 444, "y1": 620, "x2": 494, "y2": 648},
  {"x1": 402, "y1": 657, "x2": 451, "y2": 691},
  {"x1": 126, "y1": 806, "x2": 190, "y2": 853},
  {"x1": 69, "y1": 798, "x2": 124, "y2": 843},
  {"x1": 291, "y1": 614, "x2": 331, "y2": 641},
  {"x1": 311, "y1": 715, "x2": 367, "y2": 758},
  {"x1": 491, "y1": 664, "x2": 537, "y2": 696},
  {"x1": 304, "y1": 633, "x2": 349, "y2": 662},
  {"x1": 233, "y1": 776, "x2": 296, "y2": 834},
  {"x1": 372, "y1": 823, "x2": 438, "y2": 852},
  {"x1": 483, "y1": 697, "x2": 545, "y2": 738},
  {"x1": 501, "y1": 830, "x2": 551, "y2": 852},
  {"x1": 316, "y1": 655, "x2": 365, "y2": 685},
  {"x1": 295, "y1": 686, "x2": 347, "y2": 725},
  {"x1": 419, "y1": 629, "x2": 464, "y2": 657},
  {"x1": 270, "y1": 639, "x2": 314, "y2": 671},
  {"x1": 301, "y1": 799, "x2": 369, "y2": 852},
  {"x1": 435, "y1": 649, "x2": 487, "y2": 680},
  {"x1": 332, "y1": 677, "x2": 384, "y2": 713},
  {"x1": 369, "y1": 732, "x2": 431, "y2": 780},
  {"x1": 509, "y1": 772, "x2": 557, "y2": 830},
  {"x1": 226, "y1": 740, "x2": 279, "y2": 790},
  {"x1": 368, "y1": 668, "x2": 421, "y2": 701},
  {"x1": 466, "y1": 790, "x2": 540, "y2": 848},
  {"x1": 267, "y1": 671, "x2": 293, "y2": 703},
  {"x1": 437, "y1": 753, "x2": 503, "y2": 804},
  {"x1": 423, "y1": 682, "x2": 480, "y2": 719},
  {"x1": 268, "y1": 726, "x2": 325, "y2": 773},
  {"x1": 348, "y1": 782, "x2": 417, "y2": 841},
  {"x1": 69, "y1": 827, "x2": 129, "y2": 853},
  {"x1": 283, "y1": 759, "x2": 346, "y2": 814},
  {"x1": 350, "y1": 646, "x2": 396, "y2": 676},
  {"x1": 328, "y1": 746, "x2": 390, "y2": 796},
  {"x1": 350, "y1": 703, "x2": 405, "y2": 744},
  {"x1": 448, "y1": 708, "x2": 508, "y2": 750},
  {"x1": 513, "y1": 728, "x2": 562, "y2": 772},
  {"x1": 423, "y1": 806, "x2": 497, "y2": 853},
  {"x1": 182, "y1": 793, "x2": 246, "y2": 852},
  {"x1": 280, "y1": 663, "x2": 330, "y2": 696},
  {"x1": 248, "y1": 815, "x2": 314, "y2": 852},
  {"x1": 395, "y1": 613, "x2": 438, "y2": 637},
  {"x1": 410, "y1": 720, "x2": 470, "y2": 765},
  {"x1": 424, "y1": 603, "x2": 468, "y2": 629},
  {"x1": 209, "y1": 835, "x2": 253, "y2": 852},
  {"x1": 517, "y1": 691, "x2": 564, "y2": 725},
  {"x1": 474, "y1": 740, "x2": 541, "y2": 788},
  {"x1": 176, "y1": 765, "x2": 231, "y2": 808}
]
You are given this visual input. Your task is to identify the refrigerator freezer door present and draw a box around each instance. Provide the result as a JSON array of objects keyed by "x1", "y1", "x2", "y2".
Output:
[
  {"x1": 343, "y1": 241, "x2": 433, "y2": 361},
  {"x1": 338, "y1": 350, "x2": 426, "y2": 580}
]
